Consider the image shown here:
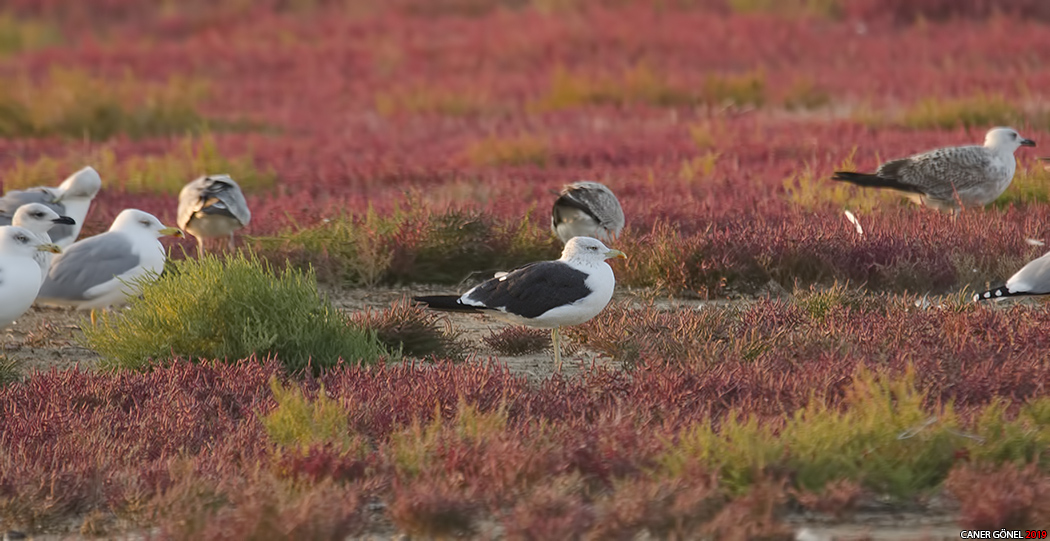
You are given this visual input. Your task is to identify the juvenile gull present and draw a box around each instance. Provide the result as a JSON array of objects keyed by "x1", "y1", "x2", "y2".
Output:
[
  {"x1": 37, "y1": 209, "x2": 183, "y2": 323},
  {"x1": 414, "y1": 236, "x2": 626, "y2": 372},
  {"x1": 832, "y1": 127, "x2": 1035, "y2": 211},
  {"x1": 11, "y1": 203, "x2": 76, "y2": 281},
  {"x1": 974, "y1": 250, "x2": 1050, "y2": 302},
  {"x1": 177, "y1": 174, "x2": 251, "y2": 256},
  {"x1": 0, "y1": 166, "x2": 103, "y2": 247},
  {"x1": 551, "y1": 181, "x2": 625, "y2": 244},
  {"x1": 0, "y1": 226, "x2": 61, "y2": 330}
]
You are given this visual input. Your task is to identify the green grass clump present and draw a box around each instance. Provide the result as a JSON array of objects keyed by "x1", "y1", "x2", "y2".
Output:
[
  {"x1": 464, "y1": 134, "x2": 550, "y2": 167},
  {"x1": 375, "y1": 85, "x2": 497, "y2": 116},
  {"x1": 727, "y1": 0, "x2": 841, "y2": 18},
  {"x1": 659, "y1": 367, "x2": 965, "y2": 499},
  {"x1": 254, "y1": 205, "x2": 559, "y2": 287},
  {"x1": 858, "y1": 94, "x2": 1027, "y2": 131},
  {"x1": 0, "y1": 68, "x2": 212, "y2": 140},
  {"x1": 262, "y1": 378, "x2": 354, "y2": 449},
  {"x1": 0, "y1": 13, "x2": 62, "y2": 56},
  {"x1": 0, "y1": 355, "x2": 22, "y2": 386},
  {"x1": 1, "y1": 133, "x2": 277, "y2": 195},
  {"x1": 993, "y1": 160, "x2": 1050, "y2": 208},
  {"x1": 84, "y1": 253, "x2": 389, "y2": 374},
  {"x1": 532, "y1": 65, "x2": 765, "y2": 111}
]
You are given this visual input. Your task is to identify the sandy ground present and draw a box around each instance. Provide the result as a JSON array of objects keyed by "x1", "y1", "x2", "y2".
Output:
[{"x1": 1, "y1": 285, "x2": 722, "y2": 380}]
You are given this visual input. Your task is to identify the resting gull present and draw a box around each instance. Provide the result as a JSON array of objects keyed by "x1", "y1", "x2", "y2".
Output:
[
  {"x1": 832, "y1": 127, "x2": 1035, "y2": 211},
  {"x1": 551, "y1": 181, "x2": 625, "y2": 244},
  {"x1": 413, "y1": 236, "x2": 626, "y2": 372},
  {"x1": 974, "y1": 250, "x2": 1050, "y2": 302},
  {"x1": 0, "y1": 166, "x2": 103, "y2": 247},
  {"x1": 37, "y1": 209, "x2": 183, "y2": 323},
  {"x1": 177, "y1": 174, "x2": 251, "y2": 256},
  {"x1": 0, "y1": 226, "x2": 61, "y2": 330},
  {"x1": 11, "y1": 203, "x2": 76, "y2": 281}
]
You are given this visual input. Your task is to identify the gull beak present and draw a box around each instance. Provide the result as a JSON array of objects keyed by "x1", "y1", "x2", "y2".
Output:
[
  {"x1": 52, "y1": 216, "x2": 76, "y2": 225},
  {"x1": 37, "y1": 243, "x2": 62, "y2": 254},
  {"x1": 1021, "y1": 138, "x2": 1036, "y2": 147},
  {"x1": 605, "y1": 249, "x2": 627, "y2": 260},
  {"x1": 160, "y1": 226, "x2": 184, "y2": 238}
]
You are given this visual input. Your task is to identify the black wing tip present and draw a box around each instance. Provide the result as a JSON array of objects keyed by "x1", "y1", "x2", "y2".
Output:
[
  {"x1": 412, "y1": 295, "x2": 480, "y2": 312},
  {"x1": 973, "y1": 286, "x2": 1044, "y2": 302}
]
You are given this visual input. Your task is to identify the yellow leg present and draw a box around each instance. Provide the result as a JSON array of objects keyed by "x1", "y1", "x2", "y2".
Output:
[
  {"x1": 552, "y1": 327, "x2": 562, "y2": 373},
  {"x1": 90, "y1": 309, "x2": 97, "y2": 326}
]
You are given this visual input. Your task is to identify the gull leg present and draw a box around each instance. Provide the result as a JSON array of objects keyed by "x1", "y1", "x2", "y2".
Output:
[
  {"x1": 552, "y1": 327, "x2": 562, "y2": 373},
  {"x1": 228, "y1": 233, "x2": 236, "y2": 252},
  {"x1": 90, "y1": 309, "x2": 97, "y2": 326},
  {"x1": 197, "y1": 237, "x2": 205, "y2": 258}
]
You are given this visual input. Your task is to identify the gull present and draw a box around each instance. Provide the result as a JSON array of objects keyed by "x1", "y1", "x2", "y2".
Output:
[
  {"x1": 832, "y1": 127, "x2": 1035, "y2": 211},
  {"x1": 10, "y1": 203, "x2": 75, "y2": 281},
  {"x1": 0, "y1": 226, "x2": 61, "y2": 330},
  {"x1": 551, "y1": 181, "x2": 625, "y2": 244},
  {"x1": 0, "y1": 166, "x2": 103, "y2": 247},
  {"x1": 177, "y1": 174, "x2": 251, "y2": 256},
  {"x1": 413, "y1": 236, "x2": 626, "y2": 372},
  {"x1": 37, "y1": 209, "x2": 183, "y2": 323},
  {"x1": 974, "y1": 250, "x2": 1050, "y2": 302}
]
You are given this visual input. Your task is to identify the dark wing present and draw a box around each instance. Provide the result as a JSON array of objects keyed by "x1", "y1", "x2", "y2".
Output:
[{"x1": 463, "y1": 261, "x2": 590, "y2": 319}]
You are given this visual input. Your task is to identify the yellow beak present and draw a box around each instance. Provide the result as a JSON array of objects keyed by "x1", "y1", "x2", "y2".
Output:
[
  {"x1": 160, "y1": 226, "x2": 184, "y2": 238},
  {"x1": 37, "y1": 243, "x2": 62, "y2": 254},
  {"x1": 605, "y1": 249, "x2": 627, "y2": 260}
]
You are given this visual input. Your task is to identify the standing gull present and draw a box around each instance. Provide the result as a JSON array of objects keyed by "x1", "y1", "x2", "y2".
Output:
[
  {"x1": 974, "y1": 250, "x2": 1050, "y2": 302},
  {"x1": 11, "y1": 203, "x2": 76, "y2": 281},
  {"x1": 0, "y1": 226, "x2": 61, "y2": 330},
  {"x1": 177, "y1": 174, "x2": 251, "y2": 256},
  {"x1": 832, "y1": 127, "x2": 1035, "y2": 211},
  {"x1": 0, "y1": 166, "x2": 103, "y2": 247},
  {"x1": 551, "y1": 181, "x2": 625, "y2": 244},
  {"x1": 414, "y1": 236, "x2": 626, "y2": 372},
  {"x1": 37, "y1": 209, "x2": 183, "y2": 323}
]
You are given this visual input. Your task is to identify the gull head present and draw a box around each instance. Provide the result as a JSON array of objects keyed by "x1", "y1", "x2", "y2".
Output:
[
  {"x1": 560, "y1": 236, "x2": 627, "y2": 264},
  {"x1": 12, "y1": 203, "x2": 76, "y2": 235},
  {"x1": 54, "y1": 166, "x2": 103, "y2": 202},
  {"x1": 0, "y1": 225, "x2": 60, "y2": 257},
  {"x1": 110, "y1": 209, "x2": 184, "y2": 239},
  {"x1": 984, "y1": 127, "x2": 1036, "y2": 153}
]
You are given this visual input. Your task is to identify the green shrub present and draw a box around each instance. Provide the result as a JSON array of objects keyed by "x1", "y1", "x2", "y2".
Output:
[
  {"x1": 262, "y1": 378, "x2": 354, "y2": 449},
  {"x1": 0, "y1": 68, "x2": 210, "y2": 139},
  {"x1": 1, "y1": 133, "x2": 277, "y2": 195},
  {"x1": 84, "y1": 253, "x2": 389, "y2": 373},
  {"x1": 659, "y1": 366, "x2": 965, "y2": 499}
]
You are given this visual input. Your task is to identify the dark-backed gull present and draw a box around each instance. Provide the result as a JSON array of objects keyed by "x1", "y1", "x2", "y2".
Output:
[
  {"x1": 0, "y1": 166, "x2": 102, "y2": 247},
  {"x1": 414, "y1": 236, "x2": 626, "y2": 371},
  {"x1": 177, "y1": 174, "x2": 251, "y2": 256},
  {"x1": 832, "y1": 127, "x2": 1035, "y2": 211},
  {"x1": 551, "y1": 181, "x2": 625, "y2": 244}
]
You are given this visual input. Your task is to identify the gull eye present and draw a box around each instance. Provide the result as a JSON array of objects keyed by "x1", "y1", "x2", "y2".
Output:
[
  {"x1": 15, "y1": 234, "x2": 28, "y2": 243},
  {"x1": 140, "y1": 219, "x2": 152, "y2": 227},
  {"x1": 31, "y1": 212, "x2": 44, "y2": 218}
]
